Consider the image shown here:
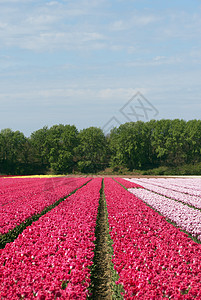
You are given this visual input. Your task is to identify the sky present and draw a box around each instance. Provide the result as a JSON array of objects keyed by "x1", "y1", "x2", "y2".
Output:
[{"x1": 0, "y1": 0, "x2": 201, "y2": 136}]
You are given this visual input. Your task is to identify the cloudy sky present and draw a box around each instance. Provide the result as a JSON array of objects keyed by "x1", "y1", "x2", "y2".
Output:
[{"x1": 0, "y1": 0, "x2": 201, "y2": 136}]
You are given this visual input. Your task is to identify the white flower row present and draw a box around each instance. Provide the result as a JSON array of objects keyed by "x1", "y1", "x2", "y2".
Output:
[
  {"x1": 127, "y1": 177, "x2": 201, "y2": 193},
  {"x1": 125, "y1": 178, "x2": 201, "y2": 209},
  {"x1": 129, "y1": 188, "x2": 201, "y2": 240}
]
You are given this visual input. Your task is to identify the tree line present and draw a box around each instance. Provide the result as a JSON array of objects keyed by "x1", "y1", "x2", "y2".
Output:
[{"x1": 0, "y1": 119, "x2": 201, "y2": 175}]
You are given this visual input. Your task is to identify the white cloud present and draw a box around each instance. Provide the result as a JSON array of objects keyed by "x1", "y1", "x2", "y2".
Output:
[
  {"x1": 111, "y1": 20, "x2": 128, "y2": 31},
  {"x1": 0, "y1": 0, "x2": 32, "y2": 2},
  {"x1": 0, "y1": 1, "x2": 108, "y2": 52},
  {"x1": 26, "y1": 15, "x2": 59, "y2": 26},
  {"x1": 153, "y1": 56, "x2": 166, "y2": 61},
  {"x1": 97, "y1": 88, "x2": 148, "y2": 100},
  {"x1": 0, "y1": 87, "x2": 148, "y2": 105},
  {"x1": 157, "y1": 10, "x2": 201, "y2": 40},
  {"x1": 123, "y1": 55, "x2": 184, "y2": 68},
  {"x1": 110, "y1": 14, "x2": 160, "y2": 31},
  {"x1": 0, "y1": 0, "x2": 201, "y2": 135},
  {"x1": 15, "y1": 31, "x2": 106, "y2": 52},
  {"x1": 46, "y1": 1, "x2": 59, "y2": 6},
  {"x1": 133, "y1": 15, "x2": 159, "y2": 26}
]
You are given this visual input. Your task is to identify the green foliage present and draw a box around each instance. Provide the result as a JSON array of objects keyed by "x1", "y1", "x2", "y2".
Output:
[
  {"x1": 61, "y1": 280, "x2": 69, "y2": 290},
  {"x1": 29, "y1": 124, "x2": 79, "y2": 174},
  {"x1": 77, "y1": 160, "x2": 95, "y2": 173},
  {"x1": 1, "y1": 119, "x2": 201, "y2": 175},
  {"x1": 183, "y1": 120, "x2": 201, "y2": 164},
  {"x1": 46, "y1": 124, "x2": 78, "y2": 174},
  {"x1": 109, "y1": 121, "x2": 152, "y2": 171},
  {"x1": 0, "y1": 128, "x2": 27, "y2": 174},
  {"x1": 150, "y1": 119, "x2": 187, "y2": 166},
  {"x1": 108, "y1": 119, "x2": 201, "y2": 173},
  {"x1": 50, "y1": 151, "x2": 73, "y2": 174},
  {"x1": 141, "y1": 163, "x2": 201, "y2": 176},
  {"x1": 30, "y1": 126, "x2": 50, "y2": 165},
  {"x1": 75, "y1": 127, "x2": 108, "y2": 173}
]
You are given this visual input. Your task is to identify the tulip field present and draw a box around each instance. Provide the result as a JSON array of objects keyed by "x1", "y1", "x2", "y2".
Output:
[{"x1": 1, "y1": 176, "x2": 201, "y2": 299}]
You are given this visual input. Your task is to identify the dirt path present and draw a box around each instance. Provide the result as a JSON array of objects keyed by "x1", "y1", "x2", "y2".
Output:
[{"x1": 90, "y1": 180, "x2": 113, "y2": 299}]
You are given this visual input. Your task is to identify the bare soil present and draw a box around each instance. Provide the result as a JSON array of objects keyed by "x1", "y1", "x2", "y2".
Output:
[{"x1": 90, "y1": 182, "x2": 113, "y2": 299}]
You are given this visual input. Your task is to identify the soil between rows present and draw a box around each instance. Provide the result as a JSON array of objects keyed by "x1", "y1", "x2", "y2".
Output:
[{"x1": 89, "y1": 181, "x2": 113, "y2": 299}]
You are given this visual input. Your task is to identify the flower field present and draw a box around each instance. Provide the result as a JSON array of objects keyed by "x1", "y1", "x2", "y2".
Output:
[
  {"x1": 0, "y1": 177, "x2": 90, "y2": 235},
  {"x1": 126, "y1": 178, "x2": 201, "y2": 240},
  {"x1": 0, "y1": 178, "x2": 101, "y2": 299},
  {"x1": 105, "y1": 178, "x2": 201, "y2": 299},
  {"x1": 1, "y1": 176, "x2": 201, "y2": 299}
]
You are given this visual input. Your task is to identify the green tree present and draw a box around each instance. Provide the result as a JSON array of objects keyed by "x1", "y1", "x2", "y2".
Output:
[
  {"x1": 150, "y1": 119, "x2": 187, "y2": 166},
  {"x1": 108, "y1": 121, "x2": 151, "y2": 171},
  {"x1": 0, "y1": 128, "x2": 26, "y2": 174},
  {"x1": 165, "y1": 119, "x2": 186, "y2": 165},
  {"x1": 183, "y1": 120, "x2": 201, "y2": 164},
  {"x1": 75, "y1": 127, "x2": 107, "y2": 173},
  {"x1": 47, "y1": 124, "x2": 78, "y2": 174},
  {"x1": 30, "y1": 126, "x2": 50, "y2": 165},
  {"x1": 149, "y1": 119, "x2": 172, "y2": 165}
]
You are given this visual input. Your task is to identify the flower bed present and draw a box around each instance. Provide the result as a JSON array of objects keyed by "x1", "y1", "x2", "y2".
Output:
[
  {"x1": 114, "y1": 177, "x2": 143, "y2": 189},
  {"x1": 104, "y1": 178, "x2": 201, "y2": 299},
  {"x1": 0, "y1": 178, "x2": 101, "y2": 299},
  {"x1": 125, "y1": 178, "x2": 201, "y2": 210},
  {"x1": 129, "y1": 188, "x2": 201, "y2": 239},
  {"x1": 125, "y1": 178, "x2": 201, "y2": 197},
  {"x1": 0, "y1": 177, "x2": 89, "y2": 235}
]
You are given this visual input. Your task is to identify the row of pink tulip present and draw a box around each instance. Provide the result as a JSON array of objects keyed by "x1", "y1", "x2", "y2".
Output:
[
  {"x1": 104, "y1": 178, "x2": 201, "y2": 299},
  {"x1": 0, "y1": 177, "x2": 81, "y2": 205},
  {"x1": 0, "y1": 177, "x2": 44, "y2": 202},
  {"x1": 0, "y1": 178, "x2": 102, "y2": 299},
  {"x1": 0, "y1": 177, "x2": 90, "y2": 234},
  {"x1": 114, "y1": 177, "x2": 143, "y2": 189},
  {"x1": 126, "y1": 177, "x2": 201, "y2": 196}
]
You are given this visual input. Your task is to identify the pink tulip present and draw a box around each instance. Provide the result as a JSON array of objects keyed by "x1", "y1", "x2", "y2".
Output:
[
  {"x1": 0, "y1": 178, "x2": 101, "y2": 299},
  {"x1": 104, "y1": 178, "x2": 201, "y2": 299}
]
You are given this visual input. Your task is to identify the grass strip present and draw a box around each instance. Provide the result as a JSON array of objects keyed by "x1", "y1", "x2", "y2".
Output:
[
  {"x1": 112, "y1": 178, "x2": 128, "y2": 190},
  {"x1": 103, "y1": 181, "x2": 124, "y2": 299},
  {"x1": 0, "y1": 179, "x2": 92, "y2": 249},
  {"x1": 89, "y1": 179, "x2": 123, "y2": 299}
]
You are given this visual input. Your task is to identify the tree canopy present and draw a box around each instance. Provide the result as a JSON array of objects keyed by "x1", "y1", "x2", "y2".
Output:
[{"x1": 0, "y1": 119, "x2": 201, "y2": 174}]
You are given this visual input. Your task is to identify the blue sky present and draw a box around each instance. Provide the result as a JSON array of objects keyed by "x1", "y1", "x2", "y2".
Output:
[{"x1": 0, "y1": 0, "x2": 201, "y2": 136}]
